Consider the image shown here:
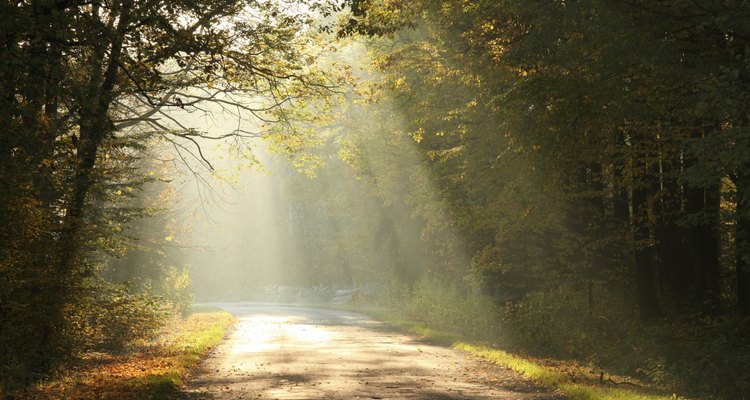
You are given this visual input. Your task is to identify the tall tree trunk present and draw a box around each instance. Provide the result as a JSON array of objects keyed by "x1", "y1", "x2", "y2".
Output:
[
  {"x1": 685, "y1": 183, "x2": 721, "y2": 313},
  {"x1": 736, "y1": 175, "x2": 750, "y2": 315},
  {"x1": 630, "y1": 139, "x2": 662, "y2": 321},
  {"x1": 612, "y1": 174, "x2": 630, "y2": 225},
  {"x1": 654, "y1": 159, "x2": 688, "y2": 309},
  {"x1": 10, "y1": 1, "x2": 71, "y2": 380},
  {"x1": 612, "y1": 132, "x2": 630, "y2": 226},
  {"x1": 38, "y1": 0, "x2": 133, "y2": 377},
  {"x1": 56, "y1": 0, "x2": 132, "y2": 276},
  {"x1": 632, "y1": 180, "x2": 662, "y2": 321}
]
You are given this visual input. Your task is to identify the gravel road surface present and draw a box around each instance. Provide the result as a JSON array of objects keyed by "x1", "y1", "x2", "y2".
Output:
[{"x1": 182, "y1": 303, "x2": 564, "y2": 400}]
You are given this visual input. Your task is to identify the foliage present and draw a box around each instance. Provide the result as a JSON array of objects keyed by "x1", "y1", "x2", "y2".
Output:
[
  {"x1": 4, "y1": 0, "x2": 750, "y2": 397},
  {"x1": 0, "y1": 0, "x2": 348, "y2": 388},
  {"x1": 65, "y1": 279, "x2": 171, "y2": 353},
  {"x1": 297, "y1": 1, "x2": 750, "y2": 398},
  {"x1": 365, "y1": 277, "x2": 750, "y2": 399},
  {"x1": 455, "y1": 343, "x2": 675, "y2": 400},
  {"x1": 357, "y1": 301, "x2": 678, "y2": 400},
  {"x1": 399, "y1": 276, "x2": 502, "y2": 340},
  {"x1": 159, "y1": 266, "x2": 194, "y2": 315},
  {"x1": 8, "y1": 308, "x2": 234, "y2": 399}
]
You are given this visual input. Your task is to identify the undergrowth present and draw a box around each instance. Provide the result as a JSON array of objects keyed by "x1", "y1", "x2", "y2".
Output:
[
  {"x1": 370, "y1": 276, "x2": 749, "y2": 400},
  {"x1": 11, "y1": 306, "x2": 234, "y2": 399}
]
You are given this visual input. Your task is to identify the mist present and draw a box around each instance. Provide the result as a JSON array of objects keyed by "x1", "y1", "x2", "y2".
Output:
[{"x1": 5, "y1": 2, "x2": 749, "y2": 398}]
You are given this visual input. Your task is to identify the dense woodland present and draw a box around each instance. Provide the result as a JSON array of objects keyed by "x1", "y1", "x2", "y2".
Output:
[
  {"x1": 0, "y1": 0, "x2": 344, "y2": 390},
  {"x1": 2, "y1": 0, "x2": 750, "y2": 398}
]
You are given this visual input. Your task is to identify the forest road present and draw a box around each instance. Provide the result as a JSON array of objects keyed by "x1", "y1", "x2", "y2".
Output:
[{"x1": 182, "y1": 303, "x2": 564, "y2": 400}]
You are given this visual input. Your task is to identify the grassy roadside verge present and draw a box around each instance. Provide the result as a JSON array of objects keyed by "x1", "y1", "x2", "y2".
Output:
[
  {"x1": 337, "y1": 305, "x2": 684, "y2": 400},
  {"x1": 16, "y1": 306, "x2": 235, "y2": 399}
]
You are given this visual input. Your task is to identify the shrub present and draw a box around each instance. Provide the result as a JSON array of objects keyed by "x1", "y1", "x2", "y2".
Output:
[
  {"x1": 159, "y1": 266, "x2": 194, "y2": 315},
  {"x1": 384, "y1": 275, "x2": 505, "y2": 341},
  {"x1": 66, "y1": 279, "x2": 170, "y2": 352}
]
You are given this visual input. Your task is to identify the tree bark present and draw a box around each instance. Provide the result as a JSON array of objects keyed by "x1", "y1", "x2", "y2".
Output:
[
  {"x1": 38, "y1": 0, "x2": 133, "y2": 377},
  {"x1": 654, "y1": 162, "x2": 688, "y2": 308},
  {"x1": 57, "y1": 0, "x2": 132, "y2": 276},
  {"x1": 685, "y1": 183, "x2": 721, "y2": 313},
  {"x1": 632, "y1": 180, "x2": 662, "y2": 321},
  {"x1": 736, "y1": 176, "x2": 750, "y2": 315},
  {"x1": 630, "y1": 140, "x2": 662, "y2": 321}
]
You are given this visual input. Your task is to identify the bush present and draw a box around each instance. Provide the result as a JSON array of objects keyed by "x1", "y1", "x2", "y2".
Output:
[
  {"x1": 66, "y1": 279, "x2": 170, "y2": 352},
  {"x1": 159, "y1": 266, "x2": 194, "y2": 315},
  {"x1": 383, "y1": 275, "x2": 505, "y2": 341},
  {"x1": 497, "y1": 284, "x2": 750, "y2": 399},
  {"x1": 379, "y1": 273, "x2": 750, "y2": 399}
]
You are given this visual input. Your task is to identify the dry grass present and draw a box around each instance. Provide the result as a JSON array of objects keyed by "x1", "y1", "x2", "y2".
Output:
[
  {"x1": 14, "y1": 308, "x2": 234, "y2": 400},
  {"x1": 455, "y1": 343, "x2": 683, "y2": 400},
  {"x1": 350, "y1": 305, "x2": 689, "y2": 400}
]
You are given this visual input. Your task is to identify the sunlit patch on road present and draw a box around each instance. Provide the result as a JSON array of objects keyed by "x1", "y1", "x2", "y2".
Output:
[
  {"x1": 230, "y1": 315, "x2": 333, "y2": 355},
  {"x1": 184, "y1": 304, "x2": 564, "y2": 399}
]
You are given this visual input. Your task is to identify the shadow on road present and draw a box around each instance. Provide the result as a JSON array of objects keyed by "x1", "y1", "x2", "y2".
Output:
[{"x1": 181, "y1": 303, "x2": 564, "y2": 400}]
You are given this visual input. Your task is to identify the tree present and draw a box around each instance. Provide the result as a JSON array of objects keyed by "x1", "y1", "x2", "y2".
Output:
[
  {"x1": 346, "y1": 0, "x2": 750, "y2": 318},
  {"x1": 0, "y1": 0, "x2": 346, "y2": 386}
]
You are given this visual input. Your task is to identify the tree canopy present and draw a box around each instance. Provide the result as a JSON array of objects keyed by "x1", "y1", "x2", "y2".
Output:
[
  {"x1": 254, "y1": 1, "x2": 750, "y2": 397},
  {"x1": 3, "y1": 0, "x2": 750, "y2": 398},
  {"x1": 0, "y1": 0, "x2": 348, "y2": 387}
]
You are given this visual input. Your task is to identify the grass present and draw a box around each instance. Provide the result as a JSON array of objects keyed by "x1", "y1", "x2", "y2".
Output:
[
  {"x1": 455, "y1": 343, "x2": 679, "y2": 400},
  {"x1": 15, "y1": 306, "x2": 235, "y2": 399},
  {"x1": 346, "y1": 305, "x2": 685, "y2": 400}
]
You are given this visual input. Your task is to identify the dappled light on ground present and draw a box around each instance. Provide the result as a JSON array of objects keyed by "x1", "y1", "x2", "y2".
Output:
[
  {"x1": 184, "y1": 304, "x2": 562, "y2": 399},
  {"x1": 230, "y1": 314, "x2": 332, "y2": 354}
]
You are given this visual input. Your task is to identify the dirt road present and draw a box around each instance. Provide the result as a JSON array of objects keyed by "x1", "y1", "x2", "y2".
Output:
[{"x1": 182, "y1": 303, "x2": 563, "y2": 399}]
